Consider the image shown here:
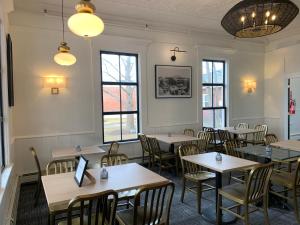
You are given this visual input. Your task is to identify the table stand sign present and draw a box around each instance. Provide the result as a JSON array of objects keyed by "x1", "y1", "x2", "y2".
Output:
[{"x1": 74, "y1": 155, "x2": 96, "y2": 187}]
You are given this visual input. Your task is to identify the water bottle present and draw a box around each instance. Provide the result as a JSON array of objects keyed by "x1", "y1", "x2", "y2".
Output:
[
  {"x1": 100, "y1": 166, "x2": 108, "y2": 179},
  {"x1": 216, "y1": 152, "x2": 222, "y2": 161},
  {"x1": 75, "y1": 145, "x2": 81, "y2": 152}
]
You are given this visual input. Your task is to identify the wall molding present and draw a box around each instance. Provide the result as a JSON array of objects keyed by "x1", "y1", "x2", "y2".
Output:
[
  {"x1": 147, "y1": 121, "x2": 199, "y2": 128},
  {"x1": 14, "y1": 131, "x2": 96, "y2": 140},
  {"x1": 231, "y1": 116, "x2": 265, "y2": 121}
]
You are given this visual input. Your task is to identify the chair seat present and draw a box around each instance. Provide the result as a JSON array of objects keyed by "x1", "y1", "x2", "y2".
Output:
[
  {"x1": 116, "y1": 207, "x2": 165, "y2": 225},
  {"x1": 185, "y1": 171, "x2": 215, "y2": 182},
  {"x1": 58, "y1": 215, "x2": 106, "y2": 225},
  {"x1": 218, "y1": 183, "x2": 246, "y2": 205},
  {"x1": 118, "y1": 189, "x2": 138, "y2": 200},
  {"x1": 246, "y1": 140, "x2": 264, "y2": 145},
  {"x1": 271, "y1": 171, "x2": 294, "y2": 189},
  {"x1": 155, "y1": 152, "x2": 176, "y2": 160}
]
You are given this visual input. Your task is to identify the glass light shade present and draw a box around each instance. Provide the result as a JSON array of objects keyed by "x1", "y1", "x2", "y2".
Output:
[
  {"x1": 68, "y1": 12, "x2": 104, "y2": 37},
  {"x1": 54, "y1": 51, "x2": 77, "y2": 66},
  {"x1": 43, "y1": 76, "x2": 66, "y2": 89}
]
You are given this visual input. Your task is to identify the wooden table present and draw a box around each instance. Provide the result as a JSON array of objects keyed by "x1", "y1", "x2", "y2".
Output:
[
  {"x1": 221, "y1": 127, "x2": 258, "y2": 135},
  {"x1": 271, "y1": 140, "x2": 300, "y2": 152},
  {"x1": 52, "y1": 145, "x2": 106, "y2": 160},
  {"x1": 42, "y1": 163, "x2": 168, "y2": 213},
  {"x1": 148, "y1": 134, "x2": 200, "y2": 145},
  {"x1": 182, "y1": 152, "x2": 258, "y2": 225}
]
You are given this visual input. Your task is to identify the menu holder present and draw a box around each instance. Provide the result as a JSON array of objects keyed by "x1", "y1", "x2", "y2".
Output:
[{"x1": 74, "y1": 155, "x2": 90, "y2": 187}]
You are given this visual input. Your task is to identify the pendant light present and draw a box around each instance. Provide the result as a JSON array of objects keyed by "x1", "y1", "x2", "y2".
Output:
[
  {"x1": 54, "y1": 0, "x2": 76, "y2": 66},
  {"x1": 68, "y1": 0, "x2": 104, "y2": 38}
]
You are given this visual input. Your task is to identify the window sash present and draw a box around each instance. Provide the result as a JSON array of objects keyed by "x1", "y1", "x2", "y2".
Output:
[{"x1": 100, "y1": 51, "x2": 140, "y2": 144}]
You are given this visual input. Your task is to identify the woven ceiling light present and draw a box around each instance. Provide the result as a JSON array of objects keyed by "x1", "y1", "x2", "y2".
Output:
[{"x1": 221, "y1": 0, "x2": 299, "y2": 38}]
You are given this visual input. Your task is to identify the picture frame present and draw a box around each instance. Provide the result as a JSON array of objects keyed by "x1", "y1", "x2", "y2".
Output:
[
  {"x1": 155, "y1": 65, "x2": 192, "y2": 98},
  {"x1": 6, "y1": 34, "x2": 14, "y2": 107},
  {"x1": 74, "y1": 155, "x2": 88, "y2": 187}
]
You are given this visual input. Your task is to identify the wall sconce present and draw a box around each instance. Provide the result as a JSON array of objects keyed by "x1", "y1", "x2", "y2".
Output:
[
  {"x1": 245, "y1": 80, "x2": 256, "y2": 94},
  {"x1": 170, "y1": 47, "x2": 186, "y2": 61},
  {"x1": 43, "y1": 76, "x2": 67, "y2": 94}
]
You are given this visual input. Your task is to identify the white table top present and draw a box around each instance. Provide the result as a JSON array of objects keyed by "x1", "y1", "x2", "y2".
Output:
[
  {"x1": 42, "y1": 163, "x2": 168, "y2": 212},
  {"x1": 220, "y1": 127, "x2": 258, "y2": 135},
  {"x1": 147, "y1": 134, "x2": 200, "y2": 144},
  {"x1": 52, "y1": 145, "x2": 106, "y2": 160},
  {"x1": 271, "y1": 140, "x2": 300, "y2": 152},
  {"x1": 182, "y1": 152, "x2": 258, "y2": 173}
]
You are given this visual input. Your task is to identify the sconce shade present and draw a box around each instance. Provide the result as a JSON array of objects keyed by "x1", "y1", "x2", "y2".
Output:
[
  {"x1": 245, "y1": 80, "x2": 256, "y2": 93},
  {"x1": 54, "y1": 42, "x2": 77, "y2": 66},
  {"x1": 43, "y1": 76, "x2": 66, "y2": 89},
  {"x1": 68, "y1": 0, "x2": 104, "y2": 37}
]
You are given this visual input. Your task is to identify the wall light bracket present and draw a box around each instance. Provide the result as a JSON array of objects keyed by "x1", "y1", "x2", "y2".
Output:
[
  {"x1": 43, "y1": 76, "x2": 67, "y2": 95},
  {"x1": 170, "y1": 47, "x2": 186, "y2": 61}
]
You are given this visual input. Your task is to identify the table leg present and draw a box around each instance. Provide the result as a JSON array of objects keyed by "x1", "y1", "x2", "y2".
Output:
[
  {"x1": 202, "y1": 171, "x2": 236, "y2": 225},
  {"x1": 48, "y1": 211, "x2": 55, "y2": 225}
]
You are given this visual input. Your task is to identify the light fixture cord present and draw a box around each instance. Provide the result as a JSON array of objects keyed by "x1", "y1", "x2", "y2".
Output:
[{"x1": 62, "y1": 0, "x2": 65, "y2": 42}]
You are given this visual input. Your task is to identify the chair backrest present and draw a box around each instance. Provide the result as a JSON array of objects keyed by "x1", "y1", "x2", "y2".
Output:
[
  {"x1": 46, "y1": 158, "x2": 77, "y2": 175},
  {"x1": 138, "y1": 133, "x2": 150, "y2": 153},
  {"x1": 67, "y1": 190, "x2": 118, "y2": 225},
  {"x1": 202, "y1": 127, "x2": 216, "y2": 144},
  {"x1": 218, "y1": 129, "x2": 231, "y2": 144},
  {"x1": 29, "y1": 147, "x2": 42, "y2": 177},
  {"x1": 245, "y1": 163, "x2": 273, "y2": 204},
  {"x1": 108, "y1": 141, "x2": 119, "y2": 155},
  {"x1": 147, "y1": 137, "x2": 161, "y2": 158},
  {"x1": 101, "y1": 153, "x2": 128, "y2": 167},
  {"x1": 183, "y1": 128, "x2": 195, "y2": 137},
  {"x1": 264, "y1": 133, "x2": 278, "y2": 146},
  {"x1": 132, "y1": 181, "x2": 175, "y2": 225},
  {"x1": 237, "y1": 123, "x2": 249, "y2": 140},
  {"x1": 179, "y1": 144, "x2": 202, "y2": 175},
  {"x1": 294, "y1": 159, "x2": 300, "y2": 187},
  {"x1": 224, "y1": 140, "x2": 242, "y2": 158},
  {"x1": 253, "y1": 124, "x2": 268, "y2": 142}
]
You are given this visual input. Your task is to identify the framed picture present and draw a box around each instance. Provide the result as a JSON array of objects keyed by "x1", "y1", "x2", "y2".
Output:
[
  {"x1": 155, "y1": 65, "x2": 192, "y2": 98},
  {"x1": 6, "y1": 34, "x2": 14, "y2": 107}
]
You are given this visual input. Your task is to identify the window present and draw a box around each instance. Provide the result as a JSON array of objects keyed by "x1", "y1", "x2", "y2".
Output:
[
  {"x1": 202, "y1": 60, "x2": 226, "y2": 128},
  {"x1": 100, "y1": 51, "x2": 139, "y2": 143},
  {"x1": 0, "y1": 31, "x2": 4, "y2": 169}
]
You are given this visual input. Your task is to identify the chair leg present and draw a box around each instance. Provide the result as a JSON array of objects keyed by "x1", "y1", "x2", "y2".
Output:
[
  {"x1": 181, "y1": 177, "x2": 186, "y2": 203},
  {"x1": 263, "y1": 195, "x2": 270, "y2": 225},
  {"x1": 244, "y1": 205, "x2": 249, "y2": 225},
  {"x1": 142, "y1": 150, "x2": 145, "y2": 164},
  {"x1": 159, "y1": 162, "x2": 162, "y2": 174},
  {"x1": 197, "y1": 182, "x2": 202, "y2": 214},
  {"x1": 228, "y1": 172, "x2": 231, "y2": 184},
  {"x1": 34, "y1": 180, "x2": 41, "y2": 207},
  {"x1": 293, "y1": 191, "x2": 300, "y2": 224}
]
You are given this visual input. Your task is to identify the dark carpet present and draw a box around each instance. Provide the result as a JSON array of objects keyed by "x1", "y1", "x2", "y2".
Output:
[{"x1": 16, "y1": 168, "x2": 298, "y2": 225}]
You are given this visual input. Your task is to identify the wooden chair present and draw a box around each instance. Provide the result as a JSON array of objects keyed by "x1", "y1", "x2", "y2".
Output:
[
  {"x1": 116, "y1": 181, "x2": 175, "y2": 225},
  {"x1": 183, "y1": 128, "x2": 195, "y2": 137},
  {"x1": 108, "y1": 141, "x2": 119, "y2": 155},
  {"x1": 217, "y1": 163, "x2": 273, "y2": 225},
  {"x1": 57, "y1": 190, "x2": 118, "y2": 225},
  {"x1": 264, "y1": 133, "x2": 278, "y2": 146},
  {"x1": 247, "y1": 124, "x2": 268, "y2": 145},
  {"x1": 29, "y1": 147, "x2": 43, "y2": 207},
  {"x1": 197, "y1": 131, "x2": 210, "y2": 150},
  {"x1": 101, "y1": 153, "x2": 136, "y2": 208},
  {"x1": 46, "y1": 158, "x2": 77, "y2": 175},
  {"x1": 138, "y1": 133, "x2": 152, "y2": 168},
  {"x1": 224, "y1": 140, "x2": 249, "y2": 184},
  {"x1": 178, "y1": 144, "x2": 215, "y2": 214},
  {"x1": 147, "y1": 137, "x2": 178, "y2": 174},
  {"x1": 237, "y1": 123, "x2": 249, "y2": 144},
  {"x1": 270, "y1": 158, "x2": 300, "y2": 224},
  {"x1": 217, "y1": 129, "x2": 231, "y2": 151}
]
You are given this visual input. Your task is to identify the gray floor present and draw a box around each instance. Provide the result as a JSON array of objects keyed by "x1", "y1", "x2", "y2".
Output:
[{"x1": 16, "y1": 167, "x2": 298, "y2": 225}]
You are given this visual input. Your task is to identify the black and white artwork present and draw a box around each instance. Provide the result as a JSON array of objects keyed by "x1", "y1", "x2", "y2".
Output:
[{"x1": 155, "y1": 65, "x2": 192, "y2": 98}]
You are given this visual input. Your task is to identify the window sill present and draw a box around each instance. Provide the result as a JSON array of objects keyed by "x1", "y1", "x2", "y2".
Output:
[{"x1": 101, "y1": 140, "x2": 140, "y2": 147}]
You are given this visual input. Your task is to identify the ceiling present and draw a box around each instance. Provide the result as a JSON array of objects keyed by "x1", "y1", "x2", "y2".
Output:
[{"x1": 13, "y1": 0, "x2": 300, "y2": 43}]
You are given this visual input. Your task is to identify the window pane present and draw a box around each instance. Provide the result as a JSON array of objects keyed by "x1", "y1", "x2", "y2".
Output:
[
  {"x1": 121, "y1": 85, "x2": 137, "y2": 111},
  {"x1": 213, "y1": 62, "x2": 224, "y2": 83},
  {"x1": 101, "y1": 54, "x2": 120, "y2": 82},
  {"x1": 120, "y1": 55, "x2": 137, "y2": 83},
  {"x1": 203, "y1": 110, "x2": 213, "y2": 128},
  {"x1": 103, "y1": 85, "x2": 120, "y2": 112},
  {"x1": 202, "y1": 61, "x2": 212, "y2": 83},
  {"x1": 202, "y1": 86, "x2": 212, "y2": 107},
  {"x1": 122, "y1": 114, "x2": 138, "y2": 140},
  {"x1": 215, "y1": 109, "x2": 225, "y2": 128},
  {"x1": 104, "y1": 115, "x2": 121, "y2": 142},
  {"x1": 213, "y1": 86, "x2": 224, "y2": 107}
]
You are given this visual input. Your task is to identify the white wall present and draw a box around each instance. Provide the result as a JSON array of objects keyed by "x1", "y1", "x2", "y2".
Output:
[{"x1": 9, "y1": 10, "x2": 265, "y2": 175}]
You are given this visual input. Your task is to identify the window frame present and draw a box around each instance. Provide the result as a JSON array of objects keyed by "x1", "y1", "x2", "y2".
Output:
[
  {"x1": 100, "y1": 51, "x2": 140, "y2": 144},
  {"x1": 202, "y1": 59, "x2": 227, "y2": 128}
]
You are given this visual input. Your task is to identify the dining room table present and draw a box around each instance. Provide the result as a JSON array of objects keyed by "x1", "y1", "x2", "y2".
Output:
[
  {"x1": 220, "y1": 127, "x2": 259, "y2": 139},
  {"x1": 52, "y1": 145, "x2": 106, "y2": 160},
  {"x1": 42, "y1": 163, "x2": 169, "y2": 225},
  {"x1": 270, "y1": 140, "x2": 300, "y2": 152},
  {"x1": 182, "y1": 152, "x2": 258, "y2": 225}
]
